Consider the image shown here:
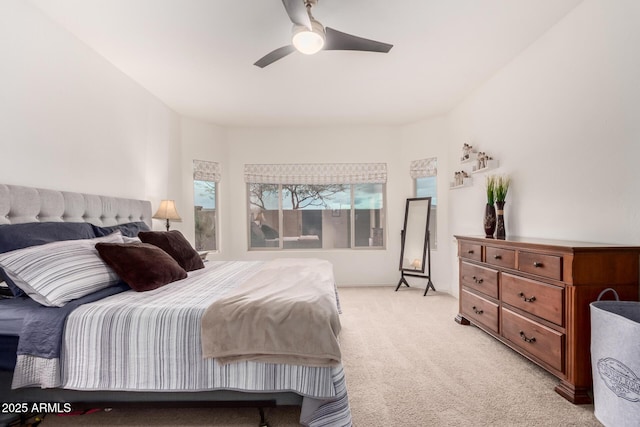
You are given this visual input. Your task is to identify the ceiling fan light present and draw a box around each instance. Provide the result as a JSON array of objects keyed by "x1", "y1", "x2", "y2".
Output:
[{"x1": 292, "y1": 21, "x2": 325, "y2": 55}]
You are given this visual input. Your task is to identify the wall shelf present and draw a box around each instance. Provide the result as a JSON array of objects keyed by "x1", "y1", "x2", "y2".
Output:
[
  {"x1": 460, "y1": 151, "x2": 477, "y2": 164},
  {"x1": 455, "y1": 143, "x2": 501, "y2": 188},
  {"x1": 471, "y1": 159, "x2": 499, "y2": 174},
  {"x1": 449, "y1": 177, "x2": 473, "y2": 190}
]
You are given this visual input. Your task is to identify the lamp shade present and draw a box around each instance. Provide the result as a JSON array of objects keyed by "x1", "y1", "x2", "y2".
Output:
[
  {"x1": 153, "y1": 200, "x2": 182, "y2": 221},
  {"x1": 153, "y1": 200, "x2": 181, "y2": 231}
]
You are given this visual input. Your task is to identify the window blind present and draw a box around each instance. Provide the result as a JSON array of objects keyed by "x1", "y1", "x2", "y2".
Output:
[
  {"x1": 193, "y1": 160, "x2": 221, "y2": 182},
  {"x1": 244, "y1": 163, "x2": 387, "y2": 185},
  {"x1": 410, "y1": 158, "x2": 437, "y2": 178}
]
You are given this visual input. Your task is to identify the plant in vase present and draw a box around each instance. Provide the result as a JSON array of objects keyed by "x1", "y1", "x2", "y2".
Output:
[
  {"x1": 483, "y1": 175, "x2": 496, "y2": 238},
  {"x1": 495, "y1": 175, "x2": 511, "y2": 239}
]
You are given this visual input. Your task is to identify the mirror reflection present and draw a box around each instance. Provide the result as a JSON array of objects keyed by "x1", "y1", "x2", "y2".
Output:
[{"x1": 400, "y1": 198, "x2": 431, "y2": 272}]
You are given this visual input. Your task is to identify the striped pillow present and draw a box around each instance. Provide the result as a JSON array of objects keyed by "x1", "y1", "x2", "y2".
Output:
[{"x1": 0, "y1": 232, "x2": 124, "y2": 307}]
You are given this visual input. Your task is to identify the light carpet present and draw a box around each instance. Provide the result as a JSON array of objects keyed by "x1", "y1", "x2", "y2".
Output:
[{"x1": 40, "y1": 286, "x2": 602, "y2": 426}]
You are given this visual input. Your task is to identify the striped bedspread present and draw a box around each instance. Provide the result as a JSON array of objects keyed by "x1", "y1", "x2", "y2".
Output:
[{"x1": 28, "y1": 260, "x2": 350, "y2": 426}]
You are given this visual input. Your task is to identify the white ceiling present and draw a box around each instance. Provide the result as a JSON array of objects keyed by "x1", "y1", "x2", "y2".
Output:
[{"x1": 30, "y1": 0, "x2": 582, "y2": 127}]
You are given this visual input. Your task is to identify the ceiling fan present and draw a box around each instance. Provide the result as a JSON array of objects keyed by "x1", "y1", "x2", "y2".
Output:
[{"x1": 254, "y1": 0, "x2": 393, "y2": 68}]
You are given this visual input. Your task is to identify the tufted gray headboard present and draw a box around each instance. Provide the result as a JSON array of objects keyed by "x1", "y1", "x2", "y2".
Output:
[{"x1": 0, "y1": 184, "x2": 152, "y2": 228}]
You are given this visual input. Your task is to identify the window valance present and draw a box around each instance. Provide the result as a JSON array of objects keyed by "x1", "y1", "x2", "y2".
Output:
[
  {"x1": 410, "y1": 158, "x2": 437, "y2": 179},
  {"x1": 193, "y1": 160, "x2": 221, "y2": 182},
  {"x1": 244, "y1": 163, "x2": 387, "y2": 185}
]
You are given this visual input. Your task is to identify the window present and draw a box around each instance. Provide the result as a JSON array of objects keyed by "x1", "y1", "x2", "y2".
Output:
[
  {"x1": 411, "y1": 158, "x2": 437, "y2": 249},
  {"x1": 193, "y1": 160, "x2": 220, "y2": 251},
  {"x1": 246, "y1": 163, "x2": 387, "y2": 250}
]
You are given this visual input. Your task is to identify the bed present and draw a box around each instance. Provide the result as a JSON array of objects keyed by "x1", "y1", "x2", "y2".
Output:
[{"x1": 0, "y1": 184, "x2": 351, "y2": 426}]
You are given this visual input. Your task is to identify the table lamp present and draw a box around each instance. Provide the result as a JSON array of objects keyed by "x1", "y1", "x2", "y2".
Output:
[{"x1": 153, "y1": 200, "x2": 182, "y2": 231}]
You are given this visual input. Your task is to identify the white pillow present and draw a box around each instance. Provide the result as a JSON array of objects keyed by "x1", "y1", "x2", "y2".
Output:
[{"x1": 0, "y1": 232, "x2": 124, "y2": 307}]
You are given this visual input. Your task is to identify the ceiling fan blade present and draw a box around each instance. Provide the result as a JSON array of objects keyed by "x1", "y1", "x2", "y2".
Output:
[
  {"x1": 254, "y1": 45, "x2": 296, "y2": 68},
  {"x1": 324, "y1": 27, "x2": 393, "y2": 53},
  {"x1": 281, "y1": 0, "x2": 311, "y2": 29}
]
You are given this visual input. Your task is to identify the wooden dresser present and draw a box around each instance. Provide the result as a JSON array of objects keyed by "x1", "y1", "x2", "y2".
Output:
[{"x1": 454, "y1": 235, "x2": 640, "y2": 404}]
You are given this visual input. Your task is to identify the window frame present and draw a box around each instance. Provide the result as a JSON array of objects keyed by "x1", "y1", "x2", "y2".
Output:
[
  {"x1": 412, "y1": 158, "x2": 437, "y2": 250},
  {"x1": 246, "y1": 182, "x2": 387, "y2": 251},
  {"x1": 193, "y1": 160, "x2": 220, "y2": 252}
]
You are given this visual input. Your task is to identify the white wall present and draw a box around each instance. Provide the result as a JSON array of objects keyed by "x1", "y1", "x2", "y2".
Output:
[
  {"x1": 446, "y1": 0, "x2": 640, "y2": 296},
  {"x1": 178, "y1": 121, "x2": 457, "y2": 290},
  {"x1": 177, "y1": 118, "x2": 228, "y2": 242},
  {"x1": 0, "y1": 0, "x2": 180, "y2": 221},
  {"x1": 220, "y1": 126, "x2": 405, "y2": 287},
  {"x1": 179, "y1": 120, "x2": 457, "y2": 289}
]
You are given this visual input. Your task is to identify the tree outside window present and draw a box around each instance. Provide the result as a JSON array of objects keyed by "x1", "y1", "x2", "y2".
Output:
[
  {"x1": 248, "y1": 183, "x2": 385, "y2": 250},
  {"x1": 194, "y1": 180, "x2": 216, "y2": 251}
]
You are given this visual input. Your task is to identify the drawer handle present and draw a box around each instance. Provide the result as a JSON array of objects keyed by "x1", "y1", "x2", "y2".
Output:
[
  {"x1": 472, "y1": 306, "x2": 484, "y2": 315},
  {"x1": 533, "y1": 261, "x2": 543, "y2": 268},
  {"x1": 493, "y1": 255, "x2": 502, "y2": 260},
  {"x1": 518, "y1": 292, "x2": 537, "y2": 303},
  {"x1": 467, "y1": 250, "x2": 475, "y2": 254},
  {"x1": 519, "y1": 331, "x2": 536, "y2": 344},
  {"x1": 472, "y1": 276, "x2": 484, "y2": 284}
]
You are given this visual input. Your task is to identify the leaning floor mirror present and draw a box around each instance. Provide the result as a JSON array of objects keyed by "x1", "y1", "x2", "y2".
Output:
[{"x1": 396, "y1": 197, "x2": 435, "y2": 295}]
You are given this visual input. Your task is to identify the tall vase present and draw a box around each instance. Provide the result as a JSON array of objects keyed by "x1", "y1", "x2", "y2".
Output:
[
  {"x1": 495, "y1": 201, "x2": 506, "y2": 239},
  {"x1": 483, "y1": 203, "x2": 496, "y2": 238}
]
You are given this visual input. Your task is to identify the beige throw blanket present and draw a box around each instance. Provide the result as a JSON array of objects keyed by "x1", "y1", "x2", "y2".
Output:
[{"x1": 200, "y1": 258, "x2": 342, "y2": 367}]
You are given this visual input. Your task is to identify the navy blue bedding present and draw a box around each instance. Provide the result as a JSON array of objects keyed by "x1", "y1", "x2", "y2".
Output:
[
  {"x1": 0, "y1": 297, "x2": 34, "y2": 336},
  {"x1": 16, "y1": 283, "x2": 129, "y2": 359},
  {"x1": 0, "y1": 297, "x2": 37, "y2": 371},
  {"x1": 0, "y1": 282, "x2": 131, "y2": 370},
  {"x1": 0, "y1": 336, "x2": 18, "y2": 370},
  {"x1": 92, "y1": 221, "x2": 150, "y2": 238},
  {"x1": 0, "y1": 222, "x2": 96, "y2": 254},
  {"x1": 0, "y1": 285, "x2": 129, "y2": 370}
]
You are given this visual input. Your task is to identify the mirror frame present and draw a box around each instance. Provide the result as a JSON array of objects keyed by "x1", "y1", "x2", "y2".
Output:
[{"x1": 398, "y1": 197, "x2": 432, "y2": 274}]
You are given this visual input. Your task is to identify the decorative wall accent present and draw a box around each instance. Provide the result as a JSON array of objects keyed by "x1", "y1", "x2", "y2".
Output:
[
  {"x1": 472, "y1": 152, "x2": 498, "y2": 173},
  {"x1": 451, "y1": 142, "x2": 499, "y2": 189},
  {"x1": 461, "y1": 142, "x2": 476, "y2": 162}
]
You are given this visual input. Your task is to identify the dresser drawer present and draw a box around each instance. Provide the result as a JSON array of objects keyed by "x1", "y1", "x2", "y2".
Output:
[
  {"x1": 460, "y1": 242, "x2": 482, "y2": 262},
  {"x1": 460, "y1": 262, "x2": 498, "y2": 299},
  {"x1": 461, "y1": 289, "x2": 499, "y2": 333},
  {"x1": 518, "y1": 251, "x2": 562, "y2": 280},
  {"x1": 485, "y1": 246, "x2": 515, "y2": 269},
  {"x1": 501, "y1": 273, "x2": 564, "y2": 326},
  {"x1": 501, "y1": 308, "x2": 564, "y2": 372}
]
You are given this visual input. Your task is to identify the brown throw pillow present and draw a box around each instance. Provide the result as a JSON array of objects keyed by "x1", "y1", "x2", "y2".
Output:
[
  {"x1": 95, "y1": 242, "x2": 187, "y2": 292},
  {"x1": 138, "y1": 230, "x2": 204, "y2": 272}
]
